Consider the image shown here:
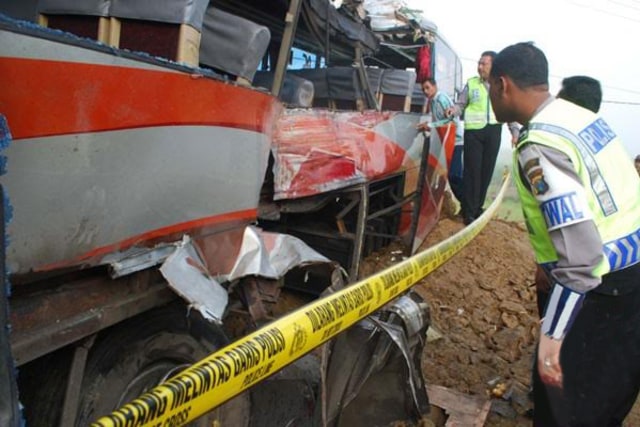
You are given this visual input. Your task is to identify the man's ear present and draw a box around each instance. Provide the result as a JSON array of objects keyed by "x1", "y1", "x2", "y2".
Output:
[
  {"x1": 490, "y1": 76, "x2": 504, "y2": 96},
  {"x1": 500, "y1": 76, "x2": 516, "y2": 97},
  {"x1": 495, "y1": 76, "x2": 507, "y2": 95}
]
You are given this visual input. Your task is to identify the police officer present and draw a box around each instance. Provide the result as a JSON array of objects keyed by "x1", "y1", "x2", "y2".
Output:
[
  {"x1": 488, "y1": 42, "x2": 640, "y2": 426},
  {"x1": 534, "y1": 75, "x2": 603, "y2": 316},
  {"x1": 447, "y1": 51, "x2": 518, "y2": 225}
]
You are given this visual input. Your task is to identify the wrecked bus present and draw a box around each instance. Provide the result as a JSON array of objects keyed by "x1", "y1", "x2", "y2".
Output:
[{"x1": 0, "y1": 0, "x2": 462, "y2": 425}]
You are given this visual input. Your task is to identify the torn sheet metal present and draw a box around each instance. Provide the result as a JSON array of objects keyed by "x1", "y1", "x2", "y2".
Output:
[
  {"x1": 271, "y1": 108, "x2": 451, "y2": 252},
  {"x1": 323, "y1": 291, "x2": 430, "y2": 426},
  {"x1": 103, "y1": 244, "x2": 176, "y2": 279},
  {"x1": 227, "y1": 226, "x2": 330, "y2": 281},
  {"x1": 272, "y1": 109, "x2": 407, "y2": 200},
  {"x1": 368, "y1": 316, "x2": 429, "y2": 416},
  {"x1": 411, "y1": 122, "x2": 455, "y2": 252},
  {"x1": 159, "y1": 236, "x2": 228, "y2": 323}
]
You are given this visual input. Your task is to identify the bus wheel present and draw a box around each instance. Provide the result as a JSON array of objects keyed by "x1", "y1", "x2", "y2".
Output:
[{"x1": 75, "y1": 302, "x2": 249, "y2": 426}]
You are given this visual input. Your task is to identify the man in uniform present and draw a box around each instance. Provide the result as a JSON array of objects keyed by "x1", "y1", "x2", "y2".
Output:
[
  {"x1": 488, "y1": 42, "x2": 640, "y2": 426},
  {"x1": 534, "y1": 75, "x2": 603, "y2": 315},
  {"x1": 557, "y1": 75, "x2": 602, "y2": 114},
  {"x1": 447, "y1": 51, "x2": 518, "y2": 225}
]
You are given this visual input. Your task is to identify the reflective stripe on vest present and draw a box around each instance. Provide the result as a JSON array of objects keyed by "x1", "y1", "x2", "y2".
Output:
[
  {"x1": 604, "y1": 227, "x2": 640, "y2": 271},
  {"x1": 464, "y1": 77, "x2": 497, "y2": 130},
  {"x1": 515, "y1": 99, "x2": 640, "y2": 273},
  {"x1": 528, "y1": 123, "x2": 617, "y2": 216}
]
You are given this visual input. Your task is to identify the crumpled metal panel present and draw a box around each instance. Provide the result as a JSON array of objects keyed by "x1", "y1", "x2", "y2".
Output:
[
  {"x1": 410, "y1": 122, "x2": 455, "y2": 252},
  {"x1": 272, "y1": 110, "x2": 408, "y2": 200},
  {"x1": 272, "y1": 108, "x2": 451, "y2": 252},
  {"x1": 159, "y1": 236, "x2": 228, "y2": 323},
  {"x1": 322, "y1": 291, "x2": 431, "y2": 426},
  {"x1": 228, "y1": 225, "x2": 330, "y2": 281},
  {"x1": 132, "y1": 226, "x2": 331, "y2": 323},
  {"x1": 104, "y1": 244, "x2": 176, "y2": 279}
]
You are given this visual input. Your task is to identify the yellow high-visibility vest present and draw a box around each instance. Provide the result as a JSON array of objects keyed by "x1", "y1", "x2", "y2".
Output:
[
  {"x1": 464, "y1": 76, "x2": 497, "y2": 130},
  {"x1": 514, "y1": 98, "x2": 640, "y2": 276}
]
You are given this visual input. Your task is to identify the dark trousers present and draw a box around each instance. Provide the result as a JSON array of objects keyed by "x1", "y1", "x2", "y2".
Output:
[
  {"x1": 533, "y1": 262, "x2": 640, "y2": 426},
  {"x1": 460, "y1": 124, "x2": 502, "y2": 220},
  {"x1": 448, "y1": 145, "x2": 464, "y2": 203}
]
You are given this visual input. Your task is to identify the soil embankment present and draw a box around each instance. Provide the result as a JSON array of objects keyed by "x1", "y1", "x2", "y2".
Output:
[{"x1": 360, "y1": 215, "x2": 640, "y2": 426}]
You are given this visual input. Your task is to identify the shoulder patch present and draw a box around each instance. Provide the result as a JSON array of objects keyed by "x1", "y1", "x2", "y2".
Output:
[
  {"x1": 522, "y1": 156, "x2": 549, "y2": 196},
  {"x1": 528, "y1": 169, "x2": 549, "y2": 196},
  {"x1": 523, "y1": 158, "x2": 539, "y2": 173}
]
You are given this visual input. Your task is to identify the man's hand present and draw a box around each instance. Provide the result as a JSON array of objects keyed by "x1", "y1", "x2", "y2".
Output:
[
  {"x1": 538, "y1": 333, "x2": 564, "y2": 388},
  {"x1": 416, "y1": 122, "x2": 430, "y2": 132}
]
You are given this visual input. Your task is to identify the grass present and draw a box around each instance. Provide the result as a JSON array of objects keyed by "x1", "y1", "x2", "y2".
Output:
[{"x1": 487, "y1": 174, "x2": 525, "y2": 223}]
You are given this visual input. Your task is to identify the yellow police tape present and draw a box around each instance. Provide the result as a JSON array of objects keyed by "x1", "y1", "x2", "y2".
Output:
[{"x1": 92, "y1": 176, "x2": 511, "y2": 427}]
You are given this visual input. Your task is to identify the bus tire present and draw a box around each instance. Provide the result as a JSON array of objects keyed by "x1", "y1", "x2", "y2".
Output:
[{"x1": 75, "y1": 302, "x2": 250, "y2": 426}]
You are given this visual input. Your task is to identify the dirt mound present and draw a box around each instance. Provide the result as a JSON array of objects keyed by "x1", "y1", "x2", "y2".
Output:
[
  {"x1": 416, "y1": 218, "x2": 537, "y2": 425},
  {"x1": 359, "y1": 218, "x2": 536, "y2": 425},
  {"x1": 360, "y1": 216, "x2": 640, "y2": 426}
]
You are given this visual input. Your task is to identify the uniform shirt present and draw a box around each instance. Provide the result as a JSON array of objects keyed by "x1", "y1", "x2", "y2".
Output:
[
  {"x1": 518, "y1": 143, "x2": 604, "y2": 294},
  {"x1": 454, "y1": 78, "x2": 520, "y2": 139},
  {"x1": 517, "y1": 95, "x2": 607, "y2": 339}
]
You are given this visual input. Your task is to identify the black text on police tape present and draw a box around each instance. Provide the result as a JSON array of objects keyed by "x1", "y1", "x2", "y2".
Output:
[
  {"x1": 97, "y1": 327, "x2": 285, "y2": 426},
  {"x1": 380, "y1": 262, "x2": 415, "y2": 290},
  {"x1": 304, "y1": 283, "x2": 374, "y2": 333}
]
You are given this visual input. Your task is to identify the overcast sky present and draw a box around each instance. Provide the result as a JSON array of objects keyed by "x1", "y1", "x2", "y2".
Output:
[{"x1": 408, "y1": 0, "x2": 640, "y2": 158}]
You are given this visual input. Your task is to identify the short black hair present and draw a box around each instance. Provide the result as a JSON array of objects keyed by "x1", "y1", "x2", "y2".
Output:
[
  {"x1": 481, "y1": 51, "x2": 497, "y2": 59},
  {"x1": 557, "y1": 75, "x2": 602, "y2": 113},
  {"x1": 490, "y1": 42, "x2": 548, "y2": 88},
  {"x1": 421, "y1": 77, "x2": 437, "y2": 86}
]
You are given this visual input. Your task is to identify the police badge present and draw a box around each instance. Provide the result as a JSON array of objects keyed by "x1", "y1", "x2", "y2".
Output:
[{"x1": 524, "y1": 158, "x2": 549, "y2": 196}]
